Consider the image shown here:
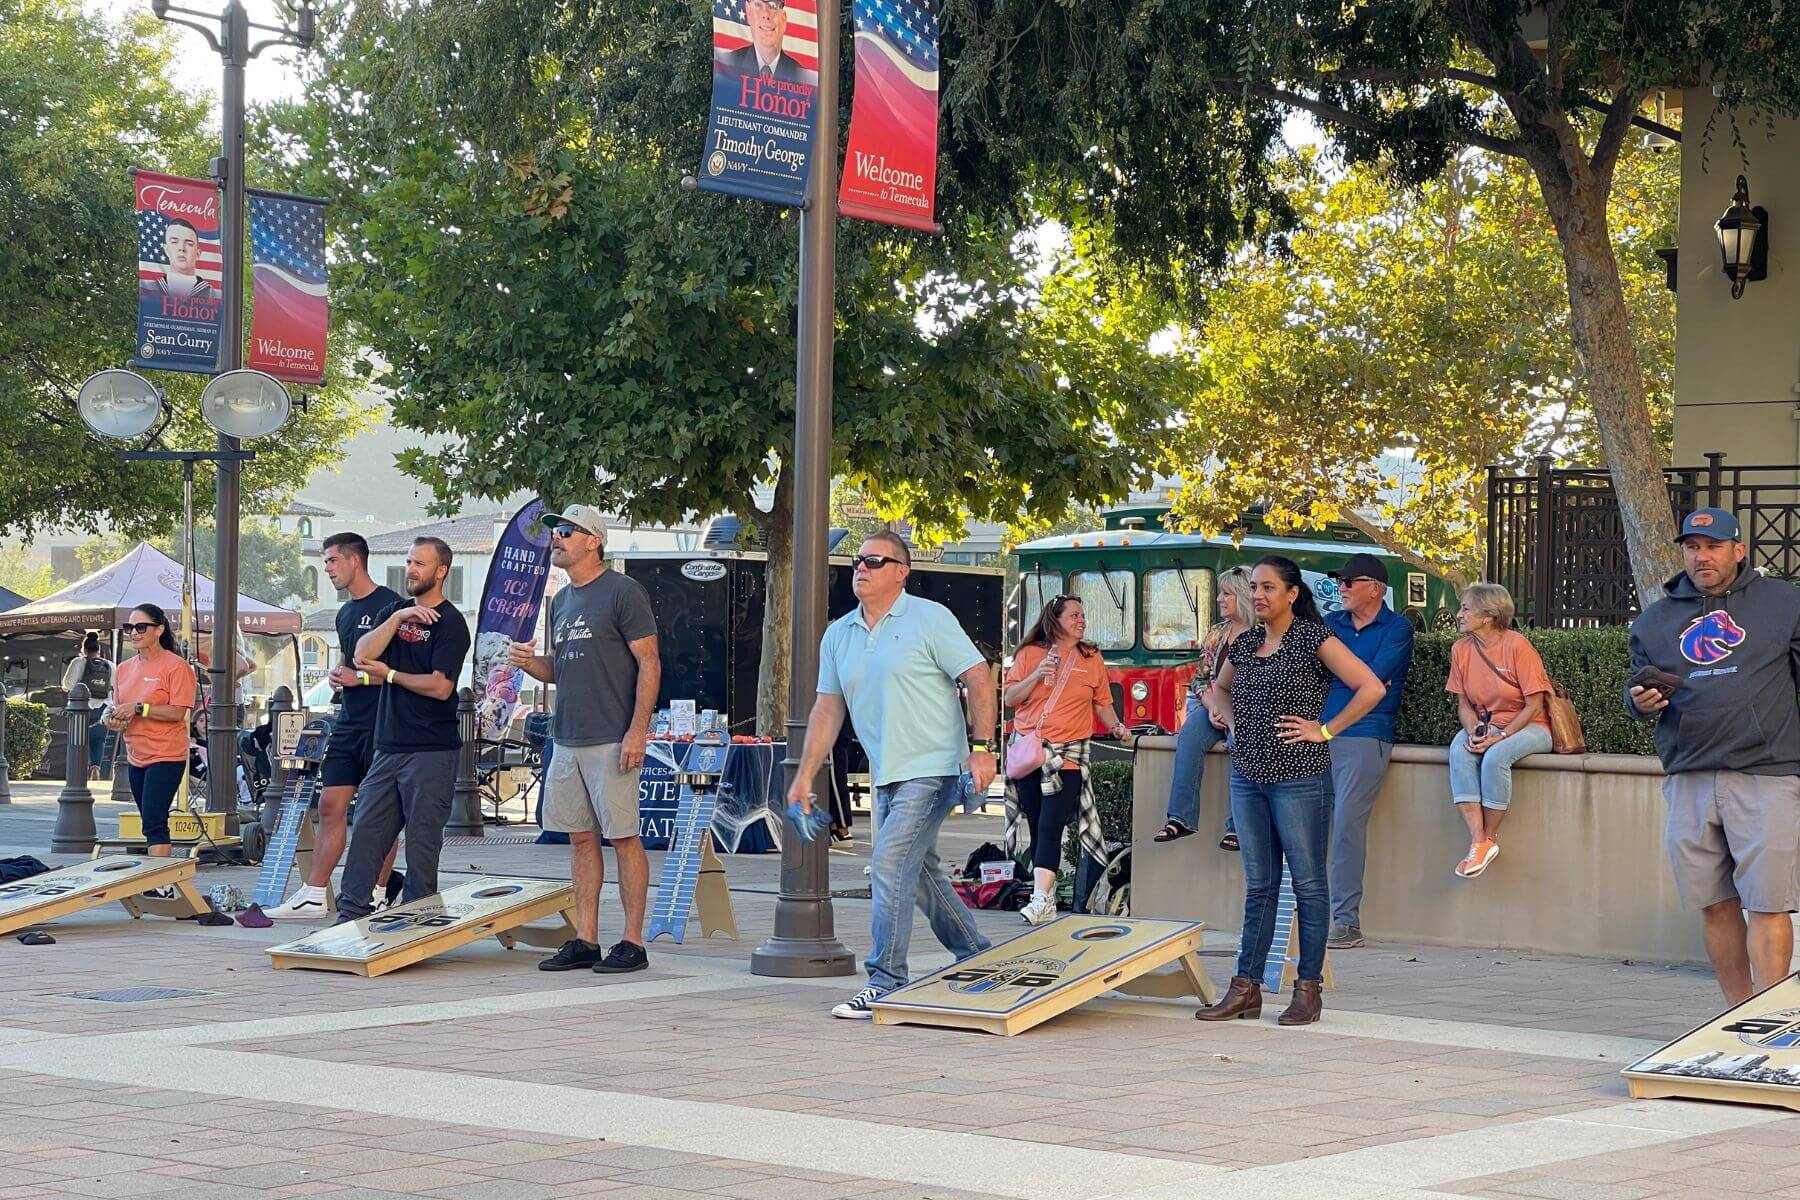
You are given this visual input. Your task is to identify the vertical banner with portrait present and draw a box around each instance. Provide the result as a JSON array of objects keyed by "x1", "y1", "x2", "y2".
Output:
[
  {"x1": 473, "y1": 500, "x2": 553, "y2": 741},
  {"x1": 247, "y1": 190, "x2": 329, "y2": 385},
  {"x1": 697, "y1": 0, "x2": 820, "y2": 206},
  {"x1": 838, "y1": 0, "x2": 940, "y2": 231},
  {"x1": 133, "y1": 170, "x2": 224, "y2": 374}
]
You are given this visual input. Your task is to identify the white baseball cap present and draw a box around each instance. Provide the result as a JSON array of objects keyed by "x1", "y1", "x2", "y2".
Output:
[{"x1": 542, "y1": 503, "x2": 608, "y2": 538}]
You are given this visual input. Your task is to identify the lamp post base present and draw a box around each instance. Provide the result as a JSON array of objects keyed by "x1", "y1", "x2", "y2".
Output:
[{"x1": 751, "y1": 932, "x2": 855, "y2": 978}]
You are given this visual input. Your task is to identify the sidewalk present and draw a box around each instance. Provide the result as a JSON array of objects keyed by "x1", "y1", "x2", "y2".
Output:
[{"x1": 1, "y1": 783, "x2": 1795, "y2": 1200}]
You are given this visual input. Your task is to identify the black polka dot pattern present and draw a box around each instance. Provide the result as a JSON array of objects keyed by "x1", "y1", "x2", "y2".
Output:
[{"x1": 1227, "y1": 620, "x2": 1335, "y2": 783}]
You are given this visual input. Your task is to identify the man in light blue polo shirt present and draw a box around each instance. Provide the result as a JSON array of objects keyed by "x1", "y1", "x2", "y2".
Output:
[
  {"x1": 1323, "y1": 553, "x2": 1415, "y2": 949},
  {"x1": 789, "y1": 531, "x2": 997, "y2": 1018}
]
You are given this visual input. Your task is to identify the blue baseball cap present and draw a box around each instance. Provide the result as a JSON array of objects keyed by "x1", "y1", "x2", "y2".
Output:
[{"x1": 1676, "y1": 508, "x2": 1741, "y2": 542}]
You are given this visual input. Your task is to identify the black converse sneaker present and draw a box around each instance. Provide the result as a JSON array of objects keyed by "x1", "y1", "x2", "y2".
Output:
[
  {"x1": 538, "y1": 938, "x2": 603, "y2": 972},
  {"x1": 831, "y1": 985, "x2": 884, "y2": 1020}
]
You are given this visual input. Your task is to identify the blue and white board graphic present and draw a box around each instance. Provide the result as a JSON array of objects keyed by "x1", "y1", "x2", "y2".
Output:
[
  {"x1": 1261, "y1": 864, "x2": 1301, "y2": 994},
  {"x1": 646, "y1": 734, "x2": 732, "y2": 944}
]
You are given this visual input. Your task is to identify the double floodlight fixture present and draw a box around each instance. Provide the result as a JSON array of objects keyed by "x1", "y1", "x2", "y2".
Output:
[{"x1": 77, "y1": 367, "x2": 293, "y2": 443}]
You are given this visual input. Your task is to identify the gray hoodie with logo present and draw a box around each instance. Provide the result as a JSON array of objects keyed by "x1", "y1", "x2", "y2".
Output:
[{"x1": 1625, "y1": 568, "x2": 1800, "y2": 775}]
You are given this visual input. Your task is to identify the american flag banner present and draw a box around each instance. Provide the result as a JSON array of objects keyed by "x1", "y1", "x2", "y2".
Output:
[
  {"x1": 697, "y1": 0, "x2": 821, "y2": 207},
  {"x1": 839, "y1": 0, "x2": 941, "y2": 231},
  {"x1": 247, "y1": 190, "x2": 329, "y2": 384},
  {"x1": 133, "y1": 170, "x2": 224, "y2": 374}
]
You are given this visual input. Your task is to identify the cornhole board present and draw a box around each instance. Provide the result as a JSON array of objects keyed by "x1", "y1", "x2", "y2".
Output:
[
  {"x1": 646, "y1": 730, "x2": 738, "y2": 944},
  {"x1": 872, "y1": 916, "x2": 1209, "y2": 1036},
  {"x1": 1624, "y1": 972, "x2": 1800, "y2": 1111},
  {"x1": 0, "y1": 856, "x2": 208, "y2": 935},
  {"x1": 267, "y1": 878, "x2": 577, "y2": 977}
]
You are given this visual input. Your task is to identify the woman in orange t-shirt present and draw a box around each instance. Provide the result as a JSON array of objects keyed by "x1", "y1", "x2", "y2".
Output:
[
  {"x1": 1002, "y1": 596, "x2": 1128, "y2": 925},
  {"x1": 104, "y1": 604, "x2": 197, "y2": 857}
]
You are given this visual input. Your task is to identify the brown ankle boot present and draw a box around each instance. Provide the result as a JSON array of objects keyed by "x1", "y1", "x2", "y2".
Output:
[
  {"x1": 1195, "y1": 976, "x2": 1262, "y2": 1021},
  {"x1": 1278, "y1": 979, "x2": 1322, "y2": 1025}
]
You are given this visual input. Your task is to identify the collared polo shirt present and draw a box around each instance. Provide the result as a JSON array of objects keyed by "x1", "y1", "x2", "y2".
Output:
[
  {"x1": 1321, "y1": 604, "x2": 1415, "y2": 742},
  {"x1": 818, "y1": 591, "x2": 985, "y2": 786}
]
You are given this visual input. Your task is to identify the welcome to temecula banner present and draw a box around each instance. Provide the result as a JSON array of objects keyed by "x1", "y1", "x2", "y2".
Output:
[
  {"x1": 698, "y1": 0, "x2": 822, "y2": 206},
  {"x1": 838, "y1": 0, "x2": 941, "y2": 231},
  {"x1": 247, "y1": 189, "x2": 330, "y2": 384}
]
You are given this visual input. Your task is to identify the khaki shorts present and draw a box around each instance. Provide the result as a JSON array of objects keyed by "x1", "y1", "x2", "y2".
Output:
[
  {"x1": 1665, "y1": 770, "x2": 1800, "y2": 913},
  {"x1": 543, "y1": 742, "x2": 643, "y2": 839}
]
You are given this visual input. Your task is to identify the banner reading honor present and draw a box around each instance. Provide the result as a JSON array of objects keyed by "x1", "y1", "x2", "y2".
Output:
[
  {"x1": 134, "y1": 170, "x2": 223, "y2": 374},
  {"x1": 248, "y1": 190, "x2": 329, "y2": 384},
  {"x1": 472, "y1": 500, "x2": 554, "y2": 741},
  {"x1": 698, "y1": 0, "x2": 821, "y2": 206},
  {"x1": 838, "y1": 0, "x2": 940, "y2": 231}
]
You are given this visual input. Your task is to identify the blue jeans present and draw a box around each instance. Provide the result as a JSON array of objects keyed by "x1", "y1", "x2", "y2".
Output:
[
  {"x1": 1165, "y1": 693, "x2": 1223, "y2": 830},
  {"x1": 1229, "y1": 769, "x2": 1332, "y2": 983},
  {"x1": 867, "y1": 775, "x2": 990, "y2": 992},
  {"x1": 1449, "y1": 725, "x2": 1553, "y2": 811}
]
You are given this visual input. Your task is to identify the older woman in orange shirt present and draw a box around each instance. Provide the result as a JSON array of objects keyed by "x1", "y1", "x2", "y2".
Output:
[{"x1": 1003, "y1": 596, "x2": 1128, "y2": 925}]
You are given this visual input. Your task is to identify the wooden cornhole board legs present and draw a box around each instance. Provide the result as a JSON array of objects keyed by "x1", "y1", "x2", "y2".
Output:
[
  {"x1": 872, "y1": 916, "x2": 1211, "y2": 1036},
  {"x1": 0, "y1": 856, "x2": 208, "y2": 936},
  {"x1": 267, "y1": 878, "x2": 578, "y2": 977}
]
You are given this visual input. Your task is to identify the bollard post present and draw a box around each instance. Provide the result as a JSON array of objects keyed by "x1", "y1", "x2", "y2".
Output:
[
  {"x1": 109, "y1": 732, "x2": 133, "y2": 805},
  {"x1": 0, "y1": 682, "x2": 12, "y2": 805},
  {"x1": 445, "y1": 687, "x2": 484, "y2": 837},
  {"x1": 51, "y1": 684, "x2": 97, "y2": 853},
  {"x1": 260, "y1": 686, "x2": 295, "y2": 823}
]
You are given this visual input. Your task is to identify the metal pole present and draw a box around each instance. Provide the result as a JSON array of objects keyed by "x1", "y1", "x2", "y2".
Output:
[
  {"x1": 51, "y1": 685, "x2": 97, "y2": 853},
  {"x1": 205, "y1": 1, "x2": 249, "y2": 825},
  {"x1": 448, "y1": 687, "x2": 485, "y2": 837},
  {"x1": 260, "y1": 685, "x2": 293, "y2": 822},
  {"x1": 0, "y1": 682, "x2": 11, "y2": 805},
  {"x1": 752, "y1": 0, "x2": 853, "y2": 979}
]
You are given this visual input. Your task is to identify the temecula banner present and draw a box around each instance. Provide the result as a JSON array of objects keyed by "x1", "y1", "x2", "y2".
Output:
[
  {"x1": 698, "y1": 0, "x2": 821, "y2": 206},
  {"x1": 134, "y1": 170, "x2": 223, "y2": 374},
  {"x1": 248, "y1": 189, "x2": 330, "y2": 384},
  {"x1": 472, "y1": 500, "x2": 554, "y2": 740},
  {"x1": 838, "y1": 0, "x2": 940, "y2": 231}
]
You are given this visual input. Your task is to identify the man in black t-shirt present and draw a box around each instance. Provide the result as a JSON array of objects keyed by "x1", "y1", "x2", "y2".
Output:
[
  {"x1": 334, "y1": 535, "x2": 472, "y2": 922},
  {"x1": 267, "y1": 533, "x2": 405, "y2": 919}
]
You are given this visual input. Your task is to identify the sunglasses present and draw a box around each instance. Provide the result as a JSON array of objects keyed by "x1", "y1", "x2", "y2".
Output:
[
  {"x1": 850, "y1": 554, "x2": 904, "y2": 570},
  {"x1": 550, "y1": 524, "x2": 590, "y2": 539},
  {"x1": 121, "y1": 622, "x2": 160, "y2": 634}
]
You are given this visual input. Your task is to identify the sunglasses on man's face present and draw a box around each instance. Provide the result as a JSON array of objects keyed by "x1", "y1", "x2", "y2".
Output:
[
  {"x1": 851, "y1": 554, "x2": 903, "y2": 570},
  {"x1": 121, "y1": 622, "x2": 159, "y2": 634},
  {"x1": 550, "y1": 524, "x2": 587, "y2": 540}
]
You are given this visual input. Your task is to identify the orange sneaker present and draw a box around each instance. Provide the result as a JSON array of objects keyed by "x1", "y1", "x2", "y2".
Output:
[{"x1": 1456, "y1": 840, "x2": 1500, "y2": 878}]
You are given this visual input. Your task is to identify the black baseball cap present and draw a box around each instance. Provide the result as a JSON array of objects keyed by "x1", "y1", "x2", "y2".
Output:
[
  {"x1": 1328, "y1": 553, "x2": 1389, "y2": 586},
  {"x1": 1676, "y1": 507, "x2": 1741, "y2": 543}
]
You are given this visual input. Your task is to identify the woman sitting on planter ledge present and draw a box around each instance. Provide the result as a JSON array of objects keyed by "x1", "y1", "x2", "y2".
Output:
[
  {"x1": 1445, "y1": 583, "x2": 1554, "y2": 880},
  {"x1": 1157, "y1": 565, "x2": 1254, "y2": 848}
]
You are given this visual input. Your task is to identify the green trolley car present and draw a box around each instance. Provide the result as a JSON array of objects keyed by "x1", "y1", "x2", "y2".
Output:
[{"x1": 1009, "y1": 508, "x2": 1458, "y2": 735}]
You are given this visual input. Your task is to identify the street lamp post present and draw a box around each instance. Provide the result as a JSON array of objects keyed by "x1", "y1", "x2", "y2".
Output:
[
  {"x1": 150, "y1": 0, "x2": 318, "y2": 816},
  {"x1": 751, "y1": 0, "x2": 854, "y2": 979}
]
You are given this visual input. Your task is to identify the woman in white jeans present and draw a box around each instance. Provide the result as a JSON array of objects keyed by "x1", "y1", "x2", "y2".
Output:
[{"x1": 1444, "y1": 584, "x2": 1554, "y2": 879}]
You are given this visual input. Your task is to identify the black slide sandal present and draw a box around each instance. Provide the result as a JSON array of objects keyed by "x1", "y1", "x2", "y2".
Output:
[{"x1": 1154, "y1": 820, "x2": 1195, "y2": 843}]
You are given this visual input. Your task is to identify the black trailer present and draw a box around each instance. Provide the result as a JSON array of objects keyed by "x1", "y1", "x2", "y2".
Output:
[{"x1": 616, "y1": 551, "x2": 1004, "y2": 730}]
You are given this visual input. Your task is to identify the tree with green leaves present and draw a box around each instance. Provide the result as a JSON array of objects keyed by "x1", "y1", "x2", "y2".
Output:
[
  {"x1": 946, "y1": 0, "x2": 1792, "y2": 603},
  {"x1": 1164, "y1": 145, "x2": 1676, "y2": 586},
  {"x1": 76, "y1": 519, "x2": 309, "y2": 605},
  {"x1": 0, "y1": 0, "x2": 368, "y2": 540},
  {"x1": 269, "y1": 2, "x2": 1184, "y2": 730}
]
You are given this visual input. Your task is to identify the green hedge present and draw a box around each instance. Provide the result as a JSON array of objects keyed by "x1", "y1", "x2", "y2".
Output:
[
  {"x1": 1395, "y1": 629, "x2": 1655, "y2": 757},
  {"x1": 1063, "y1": 758, "x2": 1135, "y2": 865},
  {"x1": 5, "y1": 698, "x2": 49, "y2": 777}
]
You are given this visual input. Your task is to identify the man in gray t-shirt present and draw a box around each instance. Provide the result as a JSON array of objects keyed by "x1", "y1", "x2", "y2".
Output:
[{"x1": 509, "y1": 504, "x2": 661, "y2": 975}]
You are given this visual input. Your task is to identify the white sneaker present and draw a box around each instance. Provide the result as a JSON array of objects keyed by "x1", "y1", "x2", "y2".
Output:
[
  {"x1": 832, "y1": 985, "x2": 884, "y2": 1019},
  {"x1": 264, "y1": 887, "x2": 330, "y2": 920},
  {"x1": 1020, "y1": 892, "x2": 1057, "y2": 926}
]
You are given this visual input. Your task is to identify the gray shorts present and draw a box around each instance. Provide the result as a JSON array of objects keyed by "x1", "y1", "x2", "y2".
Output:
[
  {"x1": 543, "y1": 742, "x2": 643, "y2": 839},
  {"x1": 1664, "y1": 770, "x2": 1800, "y2": 913}
]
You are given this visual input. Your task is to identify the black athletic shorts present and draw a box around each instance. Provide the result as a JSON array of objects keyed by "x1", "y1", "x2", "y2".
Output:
[{"x1": 320, "y1": 725, "x2": 376, "y2": 790}]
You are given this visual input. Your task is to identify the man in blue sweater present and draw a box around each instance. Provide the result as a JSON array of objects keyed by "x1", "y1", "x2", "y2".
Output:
[
  {"x1": 1323, "y1": 554, "x2": 1416, "y2": 949},
  {"x1": 1628, "y1": 508, "x2": 1800, "y2": 1005}
]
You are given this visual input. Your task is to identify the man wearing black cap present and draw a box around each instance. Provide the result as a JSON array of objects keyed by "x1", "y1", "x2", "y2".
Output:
[
  {"x1": 1628, "y1": 507, "x2": 1800, "y2": 1005},
  {"x1": 1321, "y1": 553, "x2": 1414, "y2": 949}
]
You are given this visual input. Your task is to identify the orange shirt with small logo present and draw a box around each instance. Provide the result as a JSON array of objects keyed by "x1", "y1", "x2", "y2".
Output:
[
  {"x1": 114, "y1": 649, "x2": 198, "y2": 766},
  {"x1": 1005, "y1": 643, "x2": 1110, "y2": 744}
]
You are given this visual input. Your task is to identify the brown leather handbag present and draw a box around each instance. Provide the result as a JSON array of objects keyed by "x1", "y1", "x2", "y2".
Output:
[{"x1": 1469, "y1": 636, "x2": 1586, "y2": 755}]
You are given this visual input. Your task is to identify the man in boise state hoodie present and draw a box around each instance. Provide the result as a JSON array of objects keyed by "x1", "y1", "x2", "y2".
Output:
[{"x1": 1627, "y1": 507, "x2": 1800, "y2": 1005}]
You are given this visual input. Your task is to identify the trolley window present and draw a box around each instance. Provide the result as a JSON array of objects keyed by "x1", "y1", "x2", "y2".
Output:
[
  {"x1": 1069, "y1": 568, "x2": 1136, "y2": 650},
  {"x1": 1019, "y1": 568, "x2": 1060, "y2": 636},
  {"x1": 1144, "y1": 567, "x2": 1214, "y2": 650}
]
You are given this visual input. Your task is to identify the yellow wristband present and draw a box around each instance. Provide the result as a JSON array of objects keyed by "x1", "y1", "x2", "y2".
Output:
[
  {"x1": 138, "y1": 703, "x2": 151, "y2": 718},
  {"x1": 387, "y1": 669, "x2": 398, "y2": 686},
  {"x1": 1320, "y1": 722, "x2": 1334, "y2": 741},
  {"x1": 356, "y1": 670, "x2": 369, "y2": 686}
]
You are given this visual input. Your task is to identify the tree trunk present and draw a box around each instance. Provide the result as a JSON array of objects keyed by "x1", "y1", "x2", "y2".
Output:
[
  {"x1": 1530, "y1": 164, "x2": 1683, "y2": 606},
  {"x1": 755, "y1": 460, "x2": 794, "y2": 736}
]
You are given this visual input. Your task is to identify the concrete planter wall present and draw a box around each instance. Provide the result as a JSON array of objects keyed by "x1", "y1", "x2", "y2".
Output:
[{"x1": 1130, "y1": 737, "x2": 1705, "y2": 964}]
